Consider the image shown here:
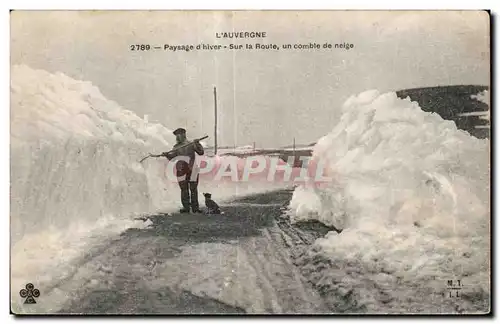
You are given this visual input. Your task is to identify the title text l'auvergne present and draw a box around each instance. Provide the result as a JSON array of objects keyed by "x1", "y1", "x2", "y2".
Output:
[{"x1": 215, "y1": 32, "x2": 267, "y2": 38}]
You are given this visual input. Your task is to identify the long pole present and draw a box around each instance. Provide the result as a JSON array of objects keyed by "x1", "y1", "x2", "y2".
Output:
[{"x1": 214, "y1": 86, "x2": 218, "y2": 155}]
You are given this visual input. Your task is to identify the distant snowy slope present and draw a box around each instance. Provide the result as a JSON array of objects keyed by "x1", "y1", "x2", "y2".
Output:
[
  {"x1": 396, "y1": 85, "x2": 489, "y2": 139},
  {"x1": 460, "y1": 90, "x2": 490, "y2": 129}
]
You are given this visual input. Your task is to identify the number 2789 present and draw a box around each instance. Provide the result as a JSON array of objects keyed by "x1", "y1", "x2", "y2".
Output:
[{"x1": 130, "y1": 44, "x2": 151, "y2": 51}]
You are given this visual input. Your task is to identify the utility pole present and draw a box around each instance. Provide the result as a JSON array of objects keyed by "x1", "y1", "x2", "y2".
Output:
[
  {"x1": 214, "y1": 86, "x2": 218, "y2": 155},
  {"x1": 293, "y1": 137, "x2": 296, "y2": 153}
]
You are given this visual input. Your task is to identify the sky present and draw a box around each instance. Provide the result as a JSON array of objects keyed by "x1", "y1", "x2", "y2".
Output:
[{"x1": 10, "y1": 10, "x2": 490, "y2": 147}]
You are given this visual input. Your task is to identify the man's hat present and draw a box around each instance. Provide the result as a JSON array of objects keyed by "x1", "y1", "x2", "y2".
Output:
[{"x1": 173, "y1": 128, "x2": 186, "y2": 135}]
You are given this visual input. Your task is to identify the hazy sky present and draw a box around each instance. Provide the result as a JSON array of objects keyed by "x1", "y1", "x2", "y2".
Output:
[{"x1": 11, "y1": 11, "x2": 490, "y2": 147}]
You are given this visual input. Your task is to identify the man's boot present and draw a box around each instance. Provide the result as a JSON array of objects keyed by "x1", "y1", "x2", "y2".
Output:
[
  {"x1": 189, "y1": 180, "x2": 202, "y2": 213},
  {"x1": 178, "y1": 180, "x2": 191, "y2": 213}
]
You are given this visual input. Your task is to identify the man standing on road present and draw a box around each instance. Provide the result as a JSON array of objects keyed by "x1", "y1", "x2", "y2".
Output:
[{"x1": 163, "y1": 128, "x2": 205, "y2": 213}]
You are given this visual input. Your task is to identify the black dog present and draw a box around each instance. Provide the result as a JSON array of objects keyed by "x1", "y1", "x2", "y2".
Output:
[{"x1": 203, "y1": 193, "x2": 221, "y2": 214}]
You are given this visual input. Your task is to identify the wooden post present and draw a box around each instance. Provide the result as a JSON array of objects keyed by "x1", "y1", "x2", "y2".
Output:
[{"x1": 214, "y1": 86, "x2": 218, "y2": 155}]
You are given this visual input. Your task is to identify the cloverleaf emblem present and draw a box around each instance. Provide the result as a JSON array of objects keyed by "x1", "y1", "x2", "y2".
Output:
[{"x1": 19, "y1": 283, "x2": 40, "y2": 304}]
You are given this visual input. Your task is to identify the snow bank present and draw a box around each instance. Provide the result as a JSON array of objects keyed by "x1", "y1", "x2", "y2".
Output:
[
  {"x1": 11, "y1": 65, "x2": 174, "y2": 147},
  {"x1": 10, "y1": 65, "x2": 182, "y2": 313},
  {"x1": 288, "y1": 90, "x2": 490, "y2": 313},
  {"x1": 11, "y1": 64, "x2": 178, "y2": 241}
]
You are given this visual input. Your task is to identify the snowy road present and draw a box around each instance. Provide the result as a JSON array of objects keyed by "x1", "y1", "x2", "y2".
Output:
[{"x1": 52, "y1": 189, "x2": 329, "y2": 314}]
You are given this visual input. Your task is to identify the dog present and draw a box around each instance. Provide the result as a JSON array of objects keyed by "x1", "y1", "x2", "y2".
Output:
[{"x1": 203, "y1": 193, "x2": 221, "y2": 214}]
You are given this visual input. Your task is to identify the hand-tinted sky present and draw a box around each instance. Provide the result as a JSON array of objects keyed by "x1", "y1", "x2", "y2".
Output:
[{"x1": 11, "y1": 11, "x2": 490, "y2": 147}]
